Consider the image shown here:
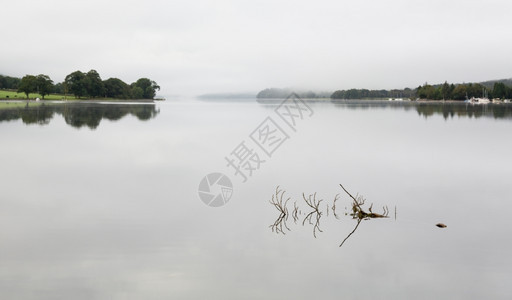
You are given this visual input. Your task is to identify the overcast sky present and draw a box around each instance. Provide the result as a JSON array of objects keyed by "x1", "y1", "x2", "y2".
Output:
[{"x1": 3, "y1": 0, "x2": 512, "y2": 97}]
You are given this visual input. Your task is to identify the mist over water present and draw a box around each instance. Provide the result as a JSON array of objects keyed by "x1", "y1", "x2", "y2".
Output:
[{"x1": 0, "y1": 100, "x2": 511, "y2": 299}]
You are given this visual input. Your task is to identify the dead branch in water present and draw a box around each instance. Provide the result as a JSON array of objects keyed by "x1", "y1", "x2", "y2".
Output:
[
  {"x1": 338, "y1": 184, "x2": 389, "y2": 247},
  {"x1": 268, "y1": 185, "x2": 392, "y2": 247},
  {"x1": 339, "y1": 184, "x2": 388, "y2": 219}
]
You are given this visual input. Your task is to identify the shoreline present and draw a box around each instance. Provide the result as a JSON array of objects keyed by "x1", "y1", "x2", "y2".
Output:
[{"x1": 0, "y1": 98, "x2": 156, "y2": 103}]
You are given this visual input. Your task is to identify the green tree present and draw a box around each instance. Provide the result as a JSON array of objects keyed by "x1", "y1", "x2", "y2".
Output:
[
  {"x1": 36, "y1": 74, "x2": 54, "y2": 99},
  {"x1": 132, "y1": 78, "x2": 160, "y2": 99},
  {"x1": 492, "y1": 82, "x2": 507, "y2": 99},
  {"x1": 17, "y1": 75, "x2": 37, "y2": 99},
  {"x1": 84, "y1": 69, "x2": 104, "y2": 98},
  {"x1": 0, "y1": 75, "x2": 21, "y2": 89},
  {"x1": 451, "y1": 84, "x2": 468, "y2": 100},
  {"x1": 441, "y1": 81, "x2": 452, "y2": 100},
  {"x1": 468, "y1": 83, "x2": 485, "y2": 98},
  {"x1": 417, "y1": 83, "x2": 436, "y2": 99},
  {"x1": 131, "y1": 86, "x2": 144, "y2": 99},
  {"x1": 65, "y1": 71, "x2": 87, "y2": 98},
  {"x1": 104, "y1": 78, "x2": 130, "y2": 99},
  {"x1": 53, "y1": 82, "x2": 64, "y2": 94}
]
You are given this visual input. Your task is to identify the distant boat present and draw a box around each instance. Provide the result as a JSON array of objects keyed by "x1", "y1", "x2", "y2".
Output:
[
  {"x1": 469, "y1": 97, "x2": 490, "y2": 104},
  {"x1": 469, "y1": 88, "x2": 490, "y2": 104}
]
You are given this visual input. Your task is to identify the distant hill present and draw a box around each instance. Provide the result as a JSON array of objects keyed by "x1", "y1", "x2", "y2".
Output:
[
  {"x1": 478, "y1": 78, "x2": 512, "y2": 89},
  {"x1": 421, "y1": 78, "x2": 512, "y2": 89}
]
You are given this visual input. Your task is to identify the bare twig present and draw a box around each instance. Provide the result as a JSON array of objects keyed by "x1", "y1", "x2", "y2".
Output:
[{"x1": 340, "y1": 184, "x2": 361, "y2": 210}]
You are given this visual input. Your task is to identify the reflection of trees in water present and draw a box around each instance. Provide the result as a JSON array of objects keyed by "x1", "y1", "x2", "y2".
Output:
[
  {"x1": 270, "y1": 185, "x2": 392, "y2": 248},
  {"x1": 330, "y1": 100, "x2": 418, "y2": 112},
  {"x1": 329, "y1": 100, "x2": 512, "y2": 120},
  {"x1": 0, "y1": 103, "x2": 160, "y2": 129},
  {"x1": 0, "y1": 103, "x2": 56, "y2": 125},
  {"x1": 416, "y1": 103, "x2": 512, "y2": 120}
]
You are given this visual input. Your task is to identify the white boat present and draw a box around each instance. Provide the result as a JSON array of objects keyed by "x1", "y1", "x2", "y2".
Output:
[{"x1": 469, "y1": 97, "x2": 490, "y2": 104}]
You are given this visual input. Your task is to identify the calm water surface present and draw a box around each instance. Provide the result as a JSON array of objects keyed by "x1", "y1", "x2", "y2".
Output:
[{"x1": 0, "y1": 100, "x2": 511, "y2": 299}]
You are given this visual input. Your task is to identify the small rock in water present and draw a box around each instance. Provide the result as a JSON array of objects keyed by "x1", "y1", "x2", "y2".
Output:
[{"x1": 436, "y1": 223, "x2": 447, "y2": 228}]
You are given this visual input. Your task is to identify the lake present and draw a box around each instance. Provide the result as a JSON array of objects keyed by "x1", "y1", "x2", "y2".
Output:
[{"x1": 1, "y1": 99, "x2": 511, "y2": 299}]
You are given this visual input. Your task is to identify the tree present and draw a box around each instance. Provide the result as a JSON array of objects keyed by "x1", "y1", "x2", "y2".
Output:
[
  {"x1": 468, "y1": 83, "x2": 485, "y2": 98},
  {"x1": 0, "y1": 75, "x2": 21, "y2": 89},
  {"x1": 507, "y1": 86, "x2": 512, "y2": 99},
  {"x1": 17, "y1": 75, "x2": 37, "y2": 99},
  {"x1": 65, "y1": 71, "x2": 86, "y2": 98},
  {"x1": 103, "y1": 77, "x2": 130, "y2": 98},
  {"x1": 132, "y1": 78, "x2": 160, "y2": 99},
  {"x1": 53, "y1": 82, "x2": 64, "y2": 94},
  {"x1": 84, "y1": 69, "x2": 104, "y2": 98},
  {"x1": 417, "y1": 83, "x2": 436, "y2": 99},
  {"x1": 441, "y1": 81, "x2": 452, "y2": 100},
  {"x1": 492, "y1": 82, "x2": 507, "y2": 99},
  {"x1": 131, "y1": 86, "x2": 144, "y2": 99},
  {"x1": 36, "y1": 74, "x2": 54, "y2": 99},
  {"x1": 452, "y1": 84, "x2": 468, "y2": 100}
]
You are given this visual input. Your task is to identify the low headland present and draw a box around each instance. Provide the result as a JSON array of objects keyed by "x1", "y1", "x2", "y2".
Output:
[{"x1": 0, "y1": 70, "x2": 162, "y2": 101}]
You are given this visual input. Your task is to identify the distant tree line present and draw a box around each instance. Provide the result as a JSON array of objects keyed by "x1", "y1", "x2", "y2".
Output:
[
  {"x1": 1, "y1": 71, "x2": 160, "y2": 100},
  {"x1": 0, "y1": 75, "x2": 21, "y2": 90},
  {"x1": 330, "y1": 80, "x2": 512, "y2": 100},
  {"x1": 331, "y1": 88, "x2": 415, "y2": 99},
  {"x1": 416, "y1": 81, "x2": 512, "y2": 100}
]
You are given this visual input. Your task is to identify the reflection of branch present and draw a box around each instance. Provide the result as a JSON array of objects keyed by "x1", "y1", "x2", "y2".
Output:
[
  {"x1": 302, "y1": 193, "x2": 323, "y2": 238},
  {"x1": 269, "y1": 186, "x2": 290, "y2": 234},
  {"x1": 339, "y1": 218, "x2": 362, "y2": 247},
  {"x1": 292, "y1": 201, "x2": 299, "y2": 223},
  {"x1": 332, "y1": 193, "x2": 340, "y2": 219}
]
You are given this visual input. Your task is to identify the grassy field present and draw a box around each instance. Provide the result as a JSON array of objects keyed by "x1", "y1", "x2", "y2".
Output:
[{"x1": 0, "y1": 89, "x2": 72, "y2": 100}]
